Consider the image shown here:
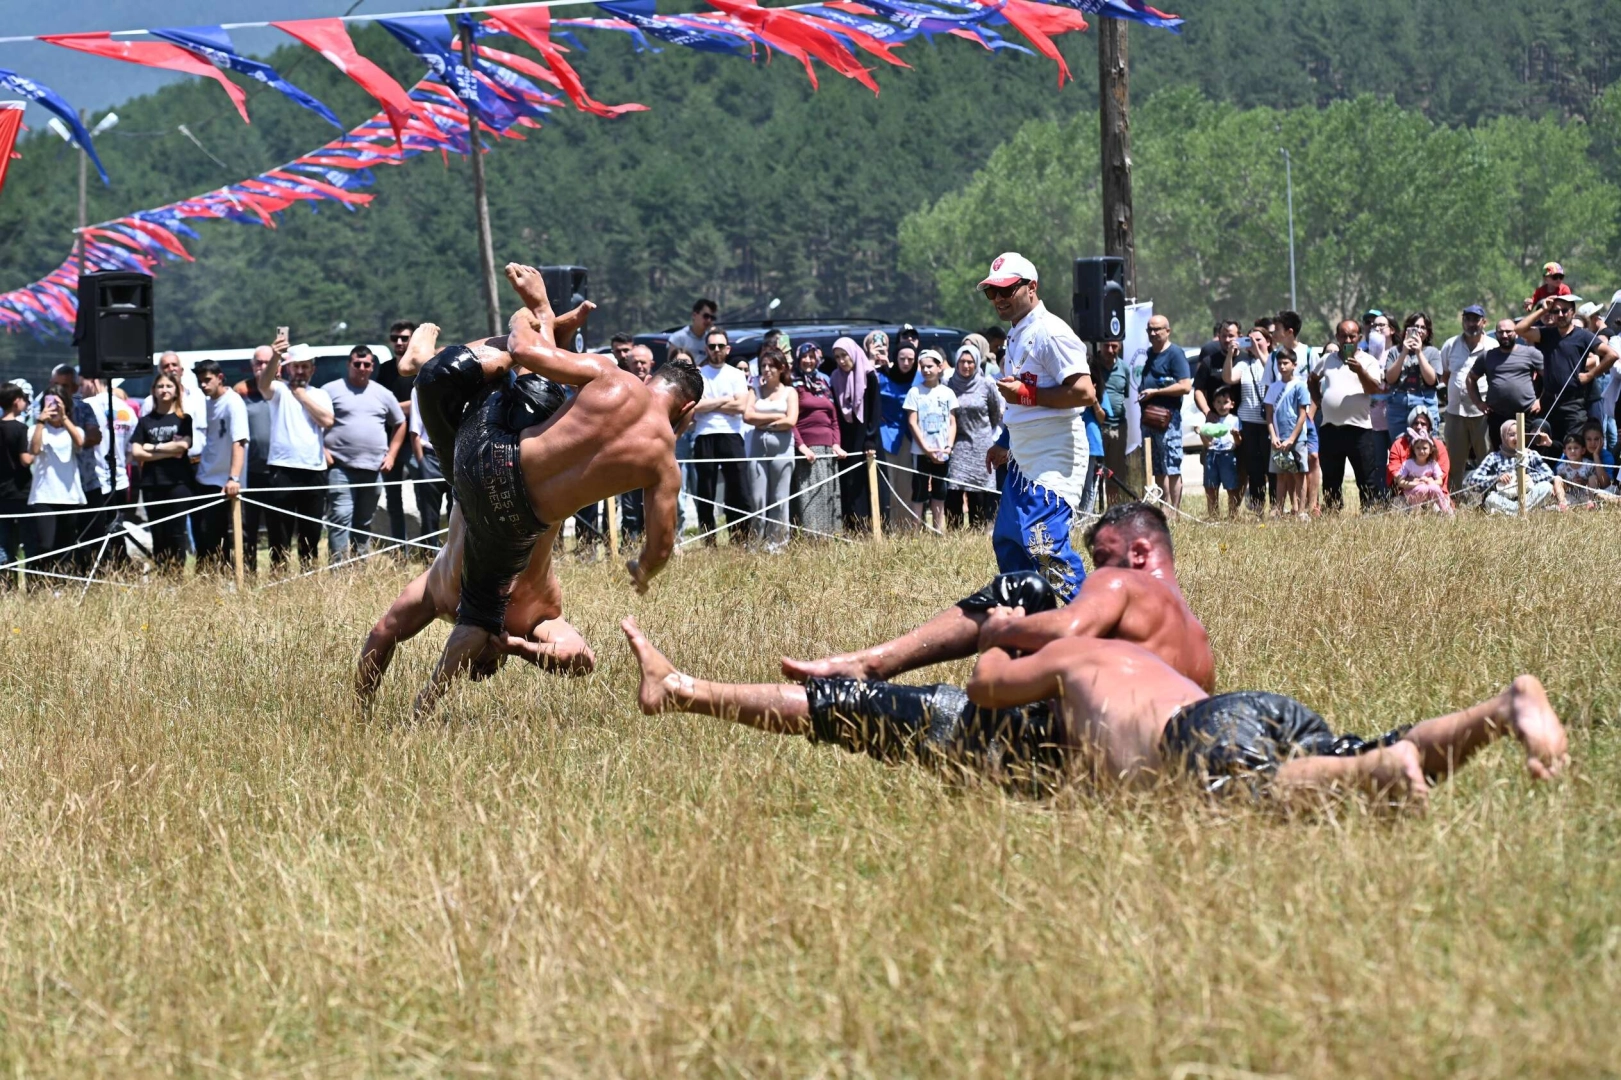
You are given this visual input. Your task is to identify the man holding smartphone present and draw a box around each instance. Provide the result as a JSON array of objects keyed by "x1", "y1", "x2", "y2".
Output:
[{"x1": 1309, "y1": 320, "x2": 1385, "y2": 512}]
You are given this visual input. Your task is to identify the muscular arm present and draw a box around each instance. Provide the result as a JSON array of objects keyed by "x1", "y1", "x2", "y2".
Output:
[
  {"x1": 1038, "y1": 372, "x2": 1096, "y2": 409},
  {"x1": 356, "y1": 569, "x2": 441, "y2": 707},
  {"x1": 966, "y1": 646, "x2": 1066, "y2": 710},
  {"x1": 978, "y1": 574, "x2": 1129, "y2": 655},
  {"x1": 506, "y1": 306, "x2": 619, "y2": 387},
  {"x1": 630, "y1": 464, "x2": 681, "y2": 592}
]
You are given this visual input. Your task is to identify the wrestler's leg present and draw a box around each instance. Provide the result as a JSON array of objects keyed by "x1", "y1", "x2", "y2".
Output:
[
  {"x1": 356, "y1": 568, "x2": 442, "y2": 708},
  {"x1": 1398, "y1": 674, "x2": 1568, "y2": 781},
  {"x1": 624, "y1": 618, "x2": 812, "y2": 736},
  {"x1": 781, "y1": 604, "x2": 982, "y2": 682},
  {"x1": 396, "y1": 322, "x2": 441, "y2": 379}
]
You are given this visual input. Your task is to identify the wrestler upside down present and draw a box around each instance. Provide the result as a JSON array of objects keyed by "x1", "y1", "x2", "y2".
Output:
[{"x1": 359, "y1": 263, "x2": 704, "y2": 718}]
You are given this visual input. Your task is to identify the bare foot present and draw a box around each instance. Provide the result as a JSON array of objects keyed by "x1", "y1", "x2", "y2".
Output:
[
  {"x1": 1368, "y1": 740, "x2": 1431, "y2": 810},
  {"x1": 1508, "y1": 674, "x2": 1569, "y2": 780},
  {"x1": 622, "y1": 617, "x2": 687, "y2": 714},
  {"x1": 504, "y1": 262, "x2": 552, "y2": 314},
  {"x1": 397, "y1": 322, "x2": 441, "y2": 377},
  {"x1": 780, "y1": 654, "x2": 874, "y2": 682}
]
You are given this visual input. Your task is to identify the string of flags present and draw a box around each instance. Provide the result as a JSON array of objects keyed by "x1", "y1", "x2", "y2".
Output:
[{"x1": 0, "y1": 0, "x2": 1180, "y2": 338}]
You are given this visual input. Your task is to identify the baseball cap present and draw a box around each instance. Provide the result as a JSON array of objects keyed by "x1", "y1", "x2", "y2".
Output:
[
  {"x1": 918, "y1": 348, "x2": 946, "y2": 366},
  {"x1": 1555, "y1": 294, "x2": 1585, "y2": 307},
  {"x1": 1461, "y1": 304, "x2": 1486, "y2": 318},
  {"x1": 1544, "y1": 261, "x2": 1566, "y2": 277},
  {"x1": 898, "y1": 322, "x2": 919, "y2": 337},
  {"x1": 979, "y1": 252, "x2": 1039, "y2": 288},
  {"x1": 1577, "y1": 301, "x2": 1601, "y2": 318}
]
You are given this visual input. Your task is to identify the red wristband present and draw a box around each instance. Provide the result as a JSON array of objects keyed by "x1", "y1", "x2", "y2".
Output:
[{"x1": 1016, "y1": 382, "x2": 1037, "y2": 407}]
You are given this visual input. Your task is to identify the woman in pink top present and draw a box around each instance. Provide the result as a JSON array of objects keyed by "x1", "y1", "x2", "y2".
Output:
[{"x1": 792, "y1": 344, "x2": 844, "y2": 537}]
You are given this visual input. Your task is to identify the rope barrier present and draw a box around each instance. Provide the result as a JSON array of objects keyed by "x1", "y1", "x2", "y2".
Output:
[
  {"x1": 0, "y1": 498, "x2": 224, "y2": 574},
  {"x1": 234, "y1": 497, "x2": 444, "y2": 553},
  {"x1": 677, "y1": 460, "x2": 863, "y2": 549},
  {"x1": 256, "y1": 527, "x2": 450, "y2": 589}
]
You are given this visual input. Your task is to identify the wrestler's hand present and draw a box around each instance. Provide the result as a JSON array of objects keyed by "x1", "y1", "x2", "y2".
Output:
[
  {"x1": 977, "y1": 605, "x2": 1026, "y2": 652},
  {"x1": 626, "y1": 557, "x2": 651, "y2": 595}
]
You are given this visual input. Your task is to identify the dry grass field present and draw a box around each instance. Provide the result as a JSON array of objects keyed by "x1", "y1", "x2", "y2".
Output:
[{"x1": 0, "y1": 509, "x2": 1618, "y2": 1077}]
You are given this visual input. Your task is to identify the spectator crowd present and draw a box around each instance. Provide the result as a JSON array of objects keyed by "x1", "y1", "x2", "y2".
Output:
[{"x1": 1, "y1": 259, "x2": 1616, "y2": 586}]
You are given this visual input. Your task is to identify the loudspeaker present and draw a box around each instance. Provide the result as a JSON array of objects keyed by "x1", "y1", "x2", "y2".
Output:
[
  {"x1": 74, "y1": 271, "x2": 155, "y2": 377},
  {"x1": 540, "y1": 265, "x2": 588, "y2": 349},
  {"x1": 1072, "y1": 256, "x2": 1126, "y2": 342}
]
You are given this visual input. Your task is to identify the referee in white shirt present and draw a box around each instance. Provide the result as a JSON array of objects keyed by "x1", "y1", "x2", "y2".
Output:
[{"x1": 980, "y1": 252, "x2": 1097, "y2": 601}]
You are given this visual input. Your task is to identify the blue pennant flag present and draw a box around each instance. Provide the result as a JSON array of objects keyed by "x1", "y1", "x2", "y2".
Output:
[
  {"x1": 853, "y1": 0, "x2": 1001, "y2": 37},
  {"x1": 596, "y1": 1, "x2": 751, "y2": 54},
  {"x1": 0, "y1": 68, "x2": 110, "y2": 184},
  {"x1": 149, "y1": 26, "x2": 347, "y2": 127},
  {"x1": 380, "y1": 16, "x2": 519, "y2": 126}
]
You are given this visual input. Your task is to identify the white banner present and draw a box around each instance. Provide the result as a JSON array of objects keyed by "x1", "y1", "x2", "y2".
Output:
[{"x1": 1123, "y1": 300, "x2": 1153, "y2": 455}]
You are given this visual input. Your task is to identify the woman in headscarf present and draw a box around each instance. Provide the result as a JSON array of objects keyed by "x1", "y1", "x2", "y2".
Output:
[
  {"x1": 830, "y1": 336, "x2": 881, "y2": 532},
  {"x1": 876, "y1": 343, "x2": 922, "y2": 530},
  {"x1": 945, "y1": 339, "x2": 1003, "y2": 529},
  {"x1": 791, "y1": 343, "x2": 843, "y2": 538}
]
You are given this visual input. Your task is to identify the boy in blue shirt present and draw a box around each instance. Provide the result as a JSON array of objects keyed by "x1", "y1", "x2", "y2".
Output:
[{"x1": 1267, "y1": 351, "x2": 1314, "y2": 519}]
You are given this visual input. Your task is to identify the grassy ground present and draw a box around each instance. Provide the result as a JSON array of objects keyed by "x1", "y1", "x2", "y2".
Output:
[{"x1": 0, "y1": 508, "x2": 1617, "y2": 1077}]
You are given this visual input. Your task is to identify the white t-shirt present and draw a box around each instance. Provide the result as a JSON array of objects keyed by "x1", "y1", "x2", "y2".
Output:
[
  {"x1": 265, "y1": 381, "x2": 331, "y2": 471},
  {"x1": 1437, "y1": 333, "x2": 1491, "y2": 418},
  {"x1": 1313, "y1": 350, "x2": 1380, "y2": 429},
  {"x1": 691, "y1": 362, "x2": 748, "y2": 438},
  {"x1": 409, "y1": 387, "x2": 432, "y2": 452},
  {"x1": 90, "y1": 395, "x2": 138, "y2": 493},
  {"x1": 1001, "y1": 301, "x2": 1092, "y2": 505},
  {"x1": 27, "y1": 423, "x2": 86, "y2": 506},
  {"x1": 143, "y1": 385, "x2": 208, "y2": 461},
  {"x1": 197, "y1": 391, "x2": 250, "y2": 487},
  {"x1": 902, "y1": 383, "x2": 960, "y2": 454}
]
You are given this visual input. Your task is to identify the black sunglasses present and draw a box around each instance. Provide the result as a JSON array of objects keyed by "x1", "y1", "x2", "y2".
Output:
[
  {"x1": 350, "y1": 360, "x2": 374, "y2": 368},
  {"x1": 706, "y1": 342, "x2": 728, "y2": 350},
  {"x1": 697, "y1": 311, "x2": 716, "y2": 320},
  {"x1": 982, "y1": 281, "x2": 1024, "y2": 299},
  {"x1": 389, "y1": 334, "x2": 411, "y2": 342}
]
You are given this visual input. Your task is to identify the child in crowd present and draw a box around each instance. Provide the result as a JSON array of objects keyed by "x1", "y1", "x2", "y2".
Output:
[
  {"x1": 1557, "y1": 431, "x2": 1617, "y2": 506},
  {"x1": 1199, "y1": 387, "x2": 1242, "y2": 521},
  {"x1": 1266, "y1": 350, "x2": 1313, "y2": 519},
  {"x1": 902, "y1": 348, "x2": 959, "y2": 534},
  {"x1": 1395, "y1": 431, "x2": 1453, "y2": 515}
]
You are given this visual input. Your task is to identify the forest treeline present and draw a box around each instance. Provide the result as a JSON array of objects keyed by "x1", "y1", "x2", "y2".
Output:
[{"x1": 3, "y1": 0, "x2": 1621, "y2": 376}]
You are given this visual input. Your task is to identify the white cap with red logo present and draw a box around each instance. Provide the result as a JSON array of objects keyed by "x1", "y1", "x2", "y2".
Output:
[{"x1": 979, "y1": 252, "x2": 1039, "y2": 288}]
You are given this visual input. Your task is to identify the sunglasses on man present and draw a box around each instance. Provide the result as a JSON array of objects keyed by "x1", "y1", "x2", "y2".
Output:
[
  {"x1": 982, "y1": 281, "x2": 1026, "y2": 300},
  {"x1": 389, "y1": 334, "x2": 411, "y2": 342},
  {"x1": 351, "y1": 360, "x2": 374, "y2": 369}
]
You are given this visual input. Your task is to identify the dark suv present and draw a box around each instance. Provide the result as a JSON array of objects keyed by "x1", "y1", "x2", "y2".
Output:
[{"x1": 634, "y1": 320, "x2": 971, "y2": 367}]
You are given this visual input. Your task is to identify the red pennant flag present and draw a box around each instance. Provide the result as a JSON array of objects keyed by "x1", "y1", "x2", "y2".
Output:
[
  {"x1": 476, "y1": 44, "x2": 563, "y2": 90},
  {"x1": 117, "y1": 217, "x2": 195, "y2": 262},
  {"x1": 263, "y1": 169, "x2": 374, "y2": 206},
  {"x1": 40, "y1": 33, "x2": 251, "y2": 122},
  {"x1": 705, "y1": 0, "x2": 878, "y2": 93},
  {"x1": 794, "y1": 11, "x2": 909, "y2": 68},
  {"x1": 273, "y1": 18, "x2": 422, "y2": 148},
  {"x1": 0, "y1": 103, "x2": 22, "y2": 203},
  {"x1": 82, "y1": 227, "x2": 149, "y2": 252},
  {"x1": 483, "y1": 8, "x2": 651, "y2": 117},
  {"x1": 972, "y1": 0, "x2": 1087, "y2": 86}
]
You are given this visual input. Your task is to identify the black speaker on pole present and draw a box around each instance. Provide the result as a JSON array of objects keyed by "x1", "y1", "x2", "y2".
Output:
[
  {"x1": 540, "y1": 265, "x2": 588, "y2": 349},
  {"x1": 74, "y1": 271, "x2": 155, "y2": 377},
  {"x1": 1071, "y1": 256, "x2": 1126, "y2": 343}
]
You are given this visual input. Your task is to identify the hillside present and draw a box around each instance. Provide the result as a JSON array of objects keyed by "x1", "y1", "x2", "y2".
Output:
[{"x1": 3, "y1": 0, "x2": 1620, "y2": 379}]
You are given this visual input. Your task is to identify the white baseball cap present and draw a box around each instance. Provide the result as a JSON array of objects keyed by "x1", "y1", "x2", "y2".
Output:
[{"x1": 979, "y1": 252, "x2": 1039, "y2": 288}]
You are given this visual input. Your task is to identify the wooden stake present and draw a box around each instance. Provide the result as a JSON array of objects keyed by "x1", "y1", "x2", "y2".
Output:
[
  {"x1": 606, "y1": 496, "x2": 621, "y2": 558},
  {"x1": 866, "y1": 451, "x2": 883, "y2": 542},
  {"x1": 231, "y1": 492, "x2": 245, "y2": 589},
  {"x1": 1516, "y1": 411, "x2": 1528, "y2": 517}
]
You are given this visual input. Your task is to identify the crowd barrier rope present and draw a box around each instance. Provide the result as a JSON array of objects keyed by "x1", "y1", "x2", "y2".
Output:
[{"x1": 2, "y1": 410, "x2": 1608, "y2": 597}]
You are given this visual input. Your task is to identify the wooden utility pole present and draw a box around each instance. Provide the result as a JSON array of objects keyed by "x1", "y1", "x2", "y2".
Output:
[
  {"x1": 459, "y1": 16, "x2": 501, "y2": 336},
  {"x1": 77, "y1": 108, "x2": 89, "y2": 278},
  {"x1": 1097, "y1": 18, "x2": 1135, "y2": 298}
]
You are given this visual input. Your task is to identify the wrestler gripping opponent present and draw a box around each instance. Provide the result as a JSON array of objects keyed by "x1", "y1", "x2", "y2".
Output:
[
  {"x1": 389, "y1": 264, "x2": 703, "y2": 717},
  {"x1": 783, "y1": 502, "x2": 1214, "y2": 692},
  {"x1": 626, "y1": 627, "x2": 1568, "y2": 805}
]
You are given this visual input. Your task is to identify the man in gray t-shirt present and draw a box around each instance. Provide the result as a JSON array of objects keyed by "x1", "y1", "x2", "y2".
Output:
[
  {"x1": 319, "y1": 346, "x2": 405, "y2": 559},
  {"x1": 1470, "y1": 320, "x2": 1544, "y2": 452}
]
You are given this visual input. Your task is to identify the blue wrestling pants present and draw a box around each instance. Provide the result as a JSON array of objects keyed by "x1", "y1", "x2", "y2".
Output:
[{"x1": 992, "y1": 461, "x2": 1087, "y2": 603}]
